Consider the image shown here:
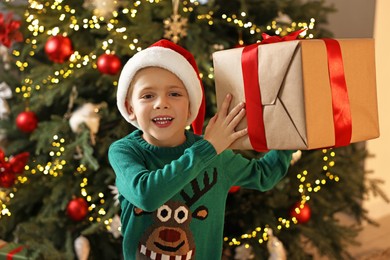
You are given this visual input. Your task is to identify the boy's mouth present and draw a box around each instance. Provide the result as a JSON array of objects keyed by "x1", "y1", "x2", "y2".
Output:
[{"x1": 152, "y1": 116, "x2": 173, "y2": 125}]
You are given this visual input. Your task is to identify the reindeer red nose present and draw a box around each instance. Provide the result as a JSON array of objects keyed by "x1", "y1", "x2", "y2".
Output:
[{"x1": 159, "y1": 229, "x2": 181, "y2": 243}]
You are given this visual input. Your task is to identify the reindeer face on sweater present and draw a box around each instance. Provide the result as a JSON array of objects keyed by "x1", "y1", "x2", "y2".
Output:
[
  {"x1": 135, "y1": 169, "x2": 217, "y2": 259},
  {"x1": 138, "y1": 201, "x2": 198, "y2": 258}
]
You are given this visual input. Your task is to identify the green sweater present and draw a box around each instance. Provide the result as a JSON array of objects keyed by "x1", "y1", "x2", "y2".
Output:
[{"x1": 108, "y1": 130, "x2": 293, "y2": 260}]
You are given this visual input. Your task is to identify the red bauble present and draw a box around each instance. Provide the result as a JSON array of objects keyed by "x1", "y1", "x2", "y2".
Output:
[
  {"x1": 97, "y1": 54, "x2": 122, "y2": 75},
  {"x1": 290, "y1": 202, "x2": 311, "y2": 224},
  {"x1": 45, "y1": 35, "x2": 74, "y2": 63},
  {"x1": 16, "y1": 111, "x2": 38, "y2": 133},
  {"x1": 67, "y1": 197, "x2": 89, "y2": 221}
]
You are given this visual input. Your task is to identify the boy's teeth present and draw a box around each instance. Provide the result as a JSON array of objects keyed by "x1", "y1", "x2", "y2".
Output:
[{"x1": 153, "y1": 117, "x2": 172, "y2": 122}]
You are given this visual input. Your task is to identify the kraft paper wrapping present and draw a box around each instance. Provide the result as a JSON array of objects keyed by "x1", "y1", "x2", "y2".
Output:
[{"x1": 212, "y1": 39, "x2": 379, "y2": 150}]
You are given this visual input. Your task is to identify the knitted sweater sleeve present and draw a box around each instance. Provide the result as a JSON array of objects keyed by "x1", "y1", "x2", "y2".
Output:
[
  {"x1": 223, "y1": 150, "x2": 295, "y2": 191},
  {"x1": 108, "y1": 139, "x2": 217, "y2": 212}
]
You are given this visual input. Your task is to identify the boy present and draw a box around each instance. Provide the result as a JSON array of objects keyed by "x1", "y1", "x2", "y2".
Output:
[{"x1": 108, "y1": 39, "x2": 294, "y2": 259}]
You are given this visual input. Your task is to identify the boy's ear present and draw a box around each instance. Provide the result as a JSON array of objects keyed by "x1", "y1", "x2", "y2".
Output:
[
  {"x1": 125, "y1": 100, "x2": 136, "y2": 121},
  {"x1": 187, "y1": 105, "x2": 191, "y2": 119}
]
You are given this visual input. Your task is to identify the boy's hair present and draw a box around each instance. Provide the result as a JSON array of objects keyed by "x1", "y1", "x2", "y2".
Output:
[{"x1": 116, "y1": 39, "x2": 205, "y2": 135}]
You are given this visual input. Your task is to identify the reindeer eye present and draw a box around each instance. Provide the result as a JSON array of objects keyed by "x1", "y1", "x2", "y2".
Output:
[
  {"x1": 157, "y1": 205, "x2": 172, "y2": 222},
  {"x1": 174, "y1": 206, "x2": 188, "y2": 224}
]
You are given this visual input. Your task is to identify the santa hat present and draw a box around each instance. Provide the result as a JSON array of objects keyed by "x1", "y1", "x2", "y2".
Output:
[{"x1": 116, "y1": 39, "x2": 205, "y2": 135}]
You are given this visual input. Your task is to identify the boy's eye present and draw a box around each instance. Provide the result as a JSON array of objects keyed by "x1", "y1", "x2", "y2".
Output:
[
  {"x1": 169, "y1": 92, "x2": 182, "y2": 97},
  {"x1": 141, "y1": 94, "x2": 153, "y2": 99}
]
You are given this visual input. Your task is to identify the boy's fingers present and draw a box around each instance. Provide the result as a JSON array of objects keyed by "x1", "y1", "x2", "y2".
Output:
[
  {"x1": 234, "y1": 128, "x2": 248, "y2": 138},
  {"x1": 219, "y1": 93, "x2": 232, "y2": 115},
  {"x1": 229, "y1": 107, "x2": 246, "y2": 127},
  {"x1": 226, "y1": 102, "x2": 245, "y2": 124}
]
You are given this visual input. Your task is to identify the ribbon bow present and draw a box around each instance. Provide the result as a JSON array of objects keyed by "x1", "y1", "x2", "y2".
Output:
[
  {"x1": 0, "y1": 149, "x2": 29, "y2": 188},
  {"x1": 261, "y1": 28, "x2": 307, "y2": 44},
  {"x1": 0, "y1": 149, "x2": 30, "y2": 174},
  {"x1": 0, "y1": 12, "x2": 23, "y2": 48}
]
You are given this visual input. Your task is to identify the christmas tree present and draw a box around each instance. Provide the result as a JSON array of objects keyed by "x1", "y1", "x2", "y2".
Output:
[{"x1": 0, "y1": 0, "x2": 387, "y2": 259}]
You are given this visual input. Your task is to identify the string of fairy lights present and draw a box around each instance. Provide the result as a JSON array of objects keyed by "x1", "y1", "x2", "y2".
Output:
[
  {"x1": 224, "y1": 149, "x2": 339, "y2": 247},
  {"x1": 0, "y1": 0, "x2": 332, "y2": 243}
]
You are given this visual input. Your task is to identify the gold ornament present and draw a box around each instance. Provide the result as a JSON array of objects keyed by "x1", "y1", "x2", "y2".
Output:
[{"x1": 164, "y1": 0, "x2": 188, "y2": 43}]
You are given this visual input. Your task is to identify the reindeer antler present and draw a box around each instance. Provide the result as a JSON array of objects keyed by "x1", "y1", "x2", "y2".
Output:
[{"x1": 181, "y1": 168, "x2": 218, "y2": 207}]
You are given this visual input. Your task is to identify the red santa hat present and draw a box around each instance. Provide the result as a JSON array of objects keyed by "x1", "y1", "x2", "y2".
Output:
[{"x1": 116, "y1": 39, "x2": 205, "y2": 135}]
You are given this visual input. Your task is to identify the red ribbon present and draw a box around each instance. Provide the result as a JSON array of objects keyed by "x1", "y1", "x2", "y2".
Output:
[
  {"x1": 242, "y1": 44, "x2": 267, "y2": 151},
  {"x1": 7, "y1": 246, "x2": 24, "y2": 260},
  {"x1": 241, "y1": 30, "x2": 305, "y2": 151},
  {"x1": 322, "y1": 38, "x2": 352, "y2": 147}
]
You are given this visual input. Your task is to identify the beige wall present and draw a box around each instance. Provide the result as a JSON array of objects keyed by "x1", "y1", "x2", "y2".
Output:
[
  {"x1": 325, "y1": 0, "x2": 376, "y2": 38},
  {"x1": 365, "y1": 0, "x2": 390, "y2": 219}
]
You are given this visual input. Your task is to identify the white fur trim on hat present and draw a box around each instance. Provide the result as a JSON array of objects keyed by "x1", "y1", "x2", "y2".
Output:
[{"x1": 117, "y1": 46, "x2": 202, "y2": 129}]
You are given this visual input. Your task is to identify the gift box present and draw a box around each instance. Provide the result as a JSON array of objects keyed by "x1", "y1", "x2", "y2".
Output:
[
  {"x1": 212, "y1": 38, "x2": 379, "y2": 150},
  {"x1": 0, "y1": 240, "x2": 38, "y2": 260}
]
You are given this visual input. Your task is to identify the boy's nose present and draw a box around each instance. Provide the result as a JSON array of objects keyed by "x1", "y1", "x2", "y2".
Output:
[{"x1": 154, "y1": 97, "x2": 169, "y2": 109}]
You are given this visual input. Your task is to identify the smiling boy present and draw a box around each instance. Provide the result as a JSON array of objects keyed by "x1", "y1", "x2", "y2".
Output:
[{"x1": 108, "y1": 39, "x2": 294, "y2": 259}]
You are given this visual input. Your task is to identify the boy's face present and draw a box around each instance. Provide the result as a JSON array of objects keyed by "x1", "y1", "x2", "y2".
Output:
[{"x1": 126, "y1": 67, "x2": 191, "y2": 147}]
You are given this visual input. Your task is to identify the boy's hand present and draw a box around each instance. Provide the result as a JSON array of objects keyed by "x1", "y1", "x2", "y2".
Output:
[{"x1": 204, "y1": 94, "x2": 248, "y2": 154}]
